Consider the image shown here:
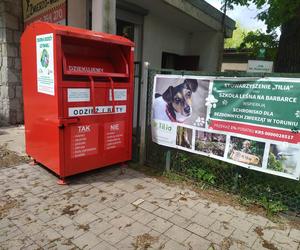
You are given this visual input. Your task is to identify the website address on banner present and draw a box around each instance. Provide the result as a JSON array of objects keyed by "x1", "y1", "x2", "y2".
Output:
[{"x1": 212, "y1": 122, "x2": 295, "y2": 141}]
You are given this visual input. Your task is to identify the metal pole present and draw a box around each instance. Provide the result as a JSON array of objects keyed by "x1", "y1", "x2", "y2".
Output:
[
  {"x1": 139, "y1": 62, "x2": 150, "y2": 165},
  {"x1": 165, "y1": 150, "x2": 171, "y2": 172},
  {"x1": 217, "y1": 0, "x2": 228, "y2": 71}
]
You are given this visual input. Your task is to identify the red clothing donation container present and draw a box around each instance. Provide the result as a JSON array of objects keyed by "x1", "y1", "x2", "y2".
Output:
[{"x1": 21, "y1": 22, "x2": 134, "y2": 182}]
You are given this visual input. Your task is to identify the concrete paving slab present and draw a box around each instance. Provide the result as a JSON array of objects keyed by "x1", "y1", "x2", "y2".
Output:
[
  {"x1": 0, "y1": 126, "x2": 25, "y2": 155},
  {"x1": 0, "y1": 126, "x2": 299, "y2": 250}
]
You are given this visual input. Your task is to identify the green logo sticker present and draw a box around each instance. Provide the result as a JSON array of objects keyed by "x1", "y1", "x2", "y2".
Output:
[{"x1": 40, "y1": 49, "x2": 49, "y2": 68}]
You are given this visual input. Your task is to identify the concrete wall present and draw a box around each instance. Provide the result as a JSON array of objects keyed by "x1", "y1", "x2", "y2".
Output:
[
  {"x1": 0, "y1": 0, "x2": 23, "y2": 126},
  {"x1": 221, "y1": 62, "x2": 248, "y2": 72},
  {"x1": 92, "y1": 0, "x2": 116, "y2": 33},
  {"x1": 68, "y1": 0, "x2": 87, "y2": 29},
  {"x1": 142, "y1": 13, "x2": 221, "y2": 71},
  {"x1": 188, "y1": 31, "x2": 222, "y2": 72},
  {"x1": 142, "y1": 14, "x2": 190, "y2": 69}
]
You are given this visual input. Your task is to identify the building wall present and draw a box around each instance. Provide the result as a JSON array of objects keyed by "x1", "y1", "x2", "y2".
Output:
[
  {"x1": 92, "y1": 0, "x2": 116, "y2": 34},
  {"x1": 221, "y1": 62, "x2": 248, "y2": 72},
  {"x1": 142, "y1": 13, "x2": 190, "y2": 68},
  {"x1": 68, "y1": 0, "x2": 87, "y2": 29},
  {"x1": 0, "y1": 0, "x2": 23, "y2": 125},
  {"x1": 0, "y1": 0, "x2": 226, "y2": 126},
  {"x1": 188, "y1": 31, "x2": 222, "y2": 72},
  {"x1": 142, "y1": 13, "x2": 221, "y2": 71},
  {"x1": 0, "y1": 0, "x2": 88, "y2": 126}
]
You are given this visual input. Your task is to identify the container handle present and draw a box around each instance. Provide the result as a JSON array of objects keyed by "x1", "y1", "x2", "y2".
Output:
[
  {"x1": 89, "y1": 76, "x2": 96, "y2": 113},
  {"x1": 59, "y1": 117, "x2": 80, "y2": 128},
  {"x1": 109, "y1": 77, "x2": 115, "y2": 113}
]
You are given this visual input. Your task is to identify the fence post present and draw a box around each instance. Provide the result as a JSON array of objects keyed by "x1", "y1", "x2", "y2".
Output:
[
  {"x1": 165, "y1": 150, "x2": 171, "y2": 172},
  {"x1": 139, "y1": 62, "x2": 150, "y2": 165}
]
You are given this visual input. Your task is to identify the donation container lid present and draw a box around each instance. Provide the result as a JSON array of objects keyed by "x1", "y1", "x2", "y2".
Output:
[{"x1": 28, "y1": 22, "x2": 134, "y2": 78}]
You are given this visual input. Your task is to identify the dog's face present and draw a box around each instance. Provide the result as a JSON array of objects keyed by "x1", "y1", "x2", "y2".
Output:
[{"x1": 162, "y1": 79, "x2": 198, "y2": 117}]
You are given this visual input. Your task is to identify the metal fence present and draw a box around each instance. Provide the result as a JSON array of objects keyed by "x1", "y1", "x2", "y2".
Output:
[{"x1": 144, "y1": 68, "x2": 300, "y2": 214}]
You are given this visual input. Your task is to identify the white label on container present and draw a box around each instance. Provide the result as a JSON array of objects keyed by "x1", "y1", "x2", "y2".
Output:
[
  {"x1": 68, "y1": 105, "x2": 126, "y2": 117},
  {"x1": 71, "y1": 124, "x2": 98, "y2": 158},
  {"x1": 109, "y1": 89, "x2": 127, "y2": 101},
  {"x1": 36, "y1": 33, "x2": 55, "y2": 95},
  {"x1": 67, "y1": 88, "x2": 90, "y2": 102}
]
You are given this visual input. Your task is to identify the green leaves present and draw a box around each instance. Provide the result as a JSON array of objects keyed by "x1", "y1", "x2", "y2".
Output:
[
  {"x1": 240, "y1": 30, "x2": 278, "y2": 49},
  {"x1": 238, "y1": 30, "x2": 278, "y2": 60},
  {"x1": 267, "y1": 152, "x2": 284, "y2": 172},
  {"x1": 222, "y1": 0, "x2": 250, "y2": 10},
  {"x1": 186, "y1": 166, "x2": 216, "y2": 185},
  {"x1": 259, "y1": 196, "x2": 288, "y2": 216},
  {"x1": 224, "y1": 22, "x2": 249, "y2": 48}
]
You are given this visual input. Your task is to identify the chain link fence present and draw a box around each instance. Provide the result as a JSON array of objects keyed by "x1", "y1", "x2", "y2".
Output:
[{"x1": 144, "y1": 68, "x2": 300, "y2": 214}]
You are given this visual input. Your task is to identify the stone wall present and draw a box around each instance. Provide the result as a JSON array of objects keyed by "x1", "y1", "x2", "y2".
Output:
[{"x1": 0, "y1": 0, "x2": 23, "y2": 126}]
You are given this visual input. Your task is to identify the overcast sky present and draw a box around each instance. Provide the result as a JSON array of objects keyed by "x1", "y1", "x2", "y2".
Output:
[{"x1": 206, "y1": 0, "x2": 267, "y2": 32}]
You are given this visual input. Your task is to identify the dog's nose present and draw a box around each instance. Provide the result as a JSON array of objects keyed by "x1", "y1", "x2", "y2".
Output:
[{"x1": 184, "y1": 106, "x2": 190, "y2": 114}]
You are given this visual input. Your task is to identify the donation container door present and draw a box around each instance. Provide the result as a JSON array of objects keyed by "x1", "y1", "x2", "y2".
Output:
[{"x1": 59, "y1": 36, "x2": 133, "y2": 177}]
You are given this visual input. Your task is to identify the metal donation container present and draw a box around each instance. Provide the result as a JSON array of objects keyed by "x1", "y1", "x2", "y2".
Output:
[{"x1": 21, "y1": 22, "x2": 134, "y2": 183}]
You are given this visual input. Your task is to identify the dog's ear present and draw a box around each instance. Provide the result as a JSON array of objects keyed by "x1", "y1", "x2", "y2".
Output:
[
  {"x1": 162, "y1": 86, "x2": 173, "y2": 103},
  {"x1": 184, "y1": 79, "x2": 198, "y2": 92}
]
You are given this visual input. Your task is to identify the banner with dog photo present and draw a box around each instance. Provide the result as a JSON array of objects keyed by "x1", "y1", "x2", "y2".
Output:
[{"x1": 151, "y1": 74, "x2": 300, "y2": 180}]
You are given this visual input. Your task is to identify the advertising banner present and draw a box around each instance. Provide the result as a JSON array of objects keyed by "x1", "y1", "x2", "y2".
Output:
[
  {"x1": 151, "y1": 75, "x2": 300, "y2": 180},
  {"x1": 23, "y1": 0, "x2": 66, "y2": 27}
]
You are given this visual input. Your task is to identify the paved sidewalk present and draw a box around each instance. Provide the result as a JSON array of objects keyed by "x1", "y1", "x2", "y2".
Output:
[
  {"x1": 1, "y1": 163, "x2": 299, "y2": 250},
  {"x1": 0, "y1": 126, "x2": 25, "y2": 156}
]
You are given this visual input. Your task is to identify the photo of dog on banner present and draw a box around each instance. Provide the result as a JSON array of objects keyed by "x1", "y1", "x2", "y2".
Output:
[
  {"x1": 152, "y1": 77, "x2": 210, "y2": 126},
  {"x1": 153, "y1": 77, "x2": 211, "y2": 148}
]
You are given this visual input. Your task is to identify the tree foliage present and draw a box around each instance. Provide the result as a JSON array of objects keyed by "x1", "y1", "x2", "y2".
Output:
[
  {"x1": 224, "y1": 23, "x2": 249, "y2": 48},
  {"x1": 222, "y1": 0, "x2": 300, "y2": 72},
  {"x1": 239, "y1": 30, "x2": 278, "y2": 60}
]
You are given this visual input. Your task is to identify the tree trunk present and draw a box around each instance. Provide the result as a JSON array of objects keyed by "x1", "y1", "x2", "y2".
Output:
[{"x1": 275, "y1": 12, "x2": 300, "y2": 72}]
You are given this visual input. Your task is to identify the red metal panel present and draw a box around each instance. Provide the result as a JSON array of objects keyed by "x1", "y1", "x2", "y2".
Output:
[
  {"x1": 21, "y1": 22, "x2": 134, "y2": 179},
  {"x1": 21, "y1": 23, "x2": 62, "y2": 175}
]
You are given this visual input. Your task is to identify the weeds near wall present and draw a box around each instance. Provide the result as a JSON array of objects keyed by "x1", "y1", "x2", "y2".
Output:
[
  {"x1": 169, "y1": 150, "x2": 300, "y2": 215},
  {"x1": 259, "y1": 197, "x2": 288, "y2": 217}
]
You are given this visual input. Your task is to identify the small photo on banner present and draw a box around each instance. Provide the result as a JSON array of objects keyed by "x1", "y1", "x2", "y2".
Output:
[
  {"x1": 176, "y1": 126, "x2": 193, "y2": 149},
  {"x1": 195, "y1": 131, "x2": 227, "y2": 157},
  {"x1": 228, "y1": 136, "x2": 265, "y2": 167},
  {"x1": 152, "y1": 77, "x2": 209, "y2": 127},
  {"x1": 267, "y1": 144, "x2": 300, "y2": 175}
]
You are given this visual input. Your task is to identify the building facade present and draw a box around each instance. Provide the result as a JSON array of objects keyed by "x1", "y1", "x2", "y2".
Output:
[{"x1": 0, "y1": 0, "x2": 235, "y2": 125}]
